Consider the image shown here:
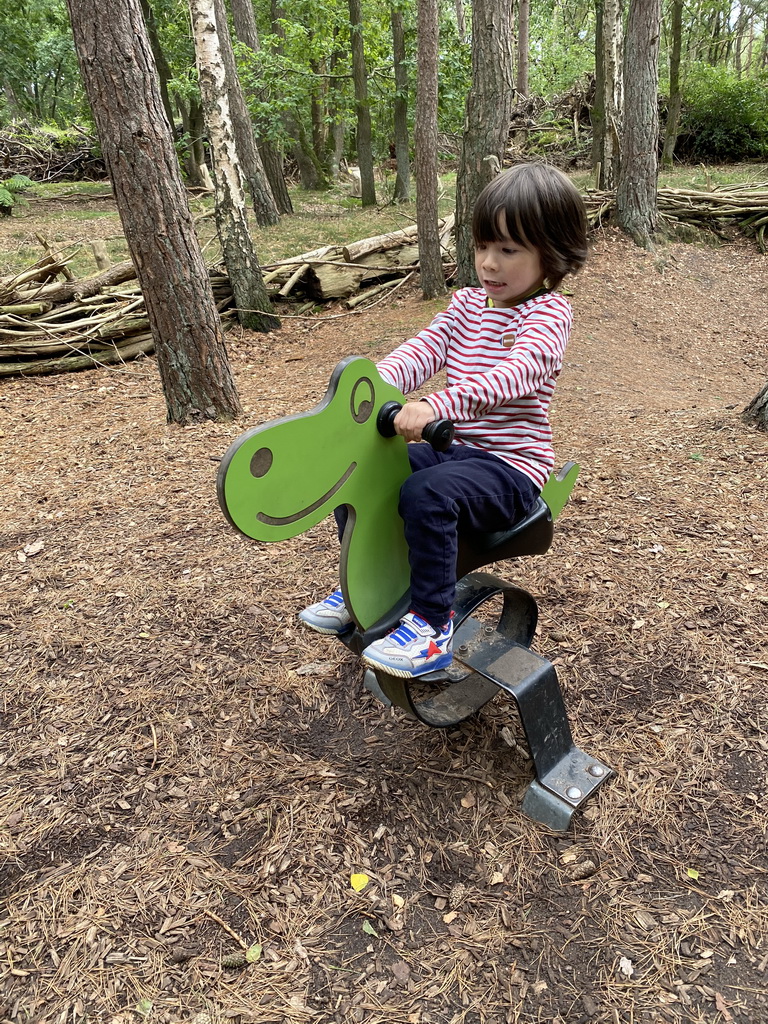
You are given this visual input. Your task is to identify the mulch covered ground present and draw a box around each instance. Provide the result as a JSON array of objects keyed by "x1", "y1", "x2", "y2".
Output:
[{"x1": 1, "y1": 227, "x2": 767, "y2": 1024}]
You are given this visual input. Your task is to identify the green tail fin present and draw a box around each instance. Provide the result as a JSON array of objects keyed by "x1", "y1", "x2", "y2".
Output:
[{"x1": 540, "y1": 461, "x2": 579, "y2": 521}]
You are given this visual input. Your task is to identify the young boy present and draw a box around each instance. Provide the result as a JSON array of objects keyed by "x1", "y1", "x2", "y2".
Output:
[{"x1": 300, "y1": 162, "x2": 588, "y2": 678}]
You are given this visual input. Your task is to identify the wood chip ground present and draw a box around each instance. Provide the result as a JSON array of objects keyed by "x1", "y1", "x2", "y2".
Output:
[{"x1": 1, "y1": 224, "x2": 767, "y2": 1024}]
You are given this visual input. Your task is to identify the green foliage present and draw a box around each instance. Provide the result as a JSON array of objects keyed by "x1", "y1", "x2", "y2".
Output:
[
  {"x1": 0, "y1": 173, "x2": 34, "y2": 213},
  {"x1": 679, "y1": 63, "x2": 768, "y2": 161}
]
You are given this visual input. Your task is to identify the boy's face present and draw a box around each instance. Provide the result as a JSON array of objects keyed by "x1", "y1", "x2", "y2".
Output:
[{"x1": 474, "y1": 213, "x2": 545, "y2": 308}]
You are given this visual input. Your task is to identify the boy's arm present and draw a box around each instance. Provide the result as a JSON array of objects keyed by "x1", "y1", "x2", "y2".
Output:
[
  {"x1": 376, "y1": 295, "x2": 460, "y2": 394},
  {"x1": 423, "y1": 304, "x2": 571, "y2": 422}
]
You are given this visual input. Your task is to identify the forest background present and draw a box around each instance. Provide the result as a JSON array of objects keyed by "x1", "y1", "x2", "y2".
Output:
[{"x1": 1, "y1": 1, "x2": 768, "y2": 1023}]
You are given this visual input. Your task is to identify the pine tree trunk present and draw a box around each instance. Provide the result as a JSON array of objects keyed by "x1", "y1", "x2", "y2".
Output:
[
  {"x1": 661, "y1": 0, "x2": 683, "y2": 167},
  {"x1": 391, "y1": 5, "x2": 411, "y2": 202},
  {"x1": 229, "y1": 0, "x2": 293, "y2": 214},
  {"x1": 617, "y1": 0, "x2": 661, "y2": 248},
  {"x1": 212, "y1": 0, "x2": 279, "y2": 226},
  {"x1": 454, "y1": 0, "x2": 515, "y2": 287},
  {"x1": 516, "y1": 0, "x2": 530, "y2": 97},
  {"x1": 348, "y1": 0, "x2": 377, "y2": 207},
  {"x1": 743, "y1": 382, "x2": 768, "y2": 430},
  {"x1": 189, "y1": 0, "x2": 278, "y2": 332},
  {"x1": 65, "y1": 0, "x2": 241, "y2": 424},
  {"x1": 414, "y1": 0, "x2": 446, "y2": 299},
  {"x1": 592, "y1": 0, "x2": 606, "y2": 180}
]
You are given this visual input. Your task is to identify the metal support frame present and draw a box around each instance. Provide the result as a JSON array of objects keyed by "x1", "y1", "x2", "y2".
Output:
[{"x1": 354, "y1": 572, "x2": 612, "y2": 830}]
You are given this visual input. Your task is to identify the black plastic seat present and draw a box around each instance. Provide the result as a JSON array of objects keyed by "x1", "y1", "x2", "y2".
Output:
[{"x1": 456, "y1": 497, "x2": 553, "y2": 579}]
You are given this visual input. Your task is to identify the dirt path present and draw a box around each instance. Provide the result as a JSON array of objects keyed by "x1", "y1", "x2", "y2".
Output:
[{"x1": 1, "y1": 228, "x2": 767, "y2": 1024}]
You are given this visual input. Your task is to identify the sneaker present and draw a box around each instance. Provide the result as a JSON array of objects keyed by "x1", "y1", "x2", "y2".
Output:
[
  {"x1": 361, "y1": 611, "x2": 453, "y2": 678},
  {"x1": 298, "y1": 589, "x2": 353, "y2": 635}
]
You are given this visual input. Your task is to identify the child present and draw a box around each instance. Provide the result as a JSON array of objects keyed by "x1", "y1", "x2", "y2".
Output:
[{"x1": 300, "y1": 162, "x2": 588, "y2": 678}]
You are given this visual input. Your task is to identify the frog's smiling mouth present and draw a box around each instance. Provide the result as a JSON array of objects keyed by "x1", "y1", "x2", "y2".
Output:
[{"x1": 255, "y1": 462, "x2": 357, "y2": 526}]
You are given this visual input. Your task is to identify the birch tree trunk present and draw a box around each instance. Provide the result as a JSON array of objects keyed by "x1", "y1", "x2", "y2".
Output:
[
  {"x1": 229, "y1": 0, "x2": 293, "y2": 214},
  {"x1": 617, "y1": 0, "x2": 661, "y2": 247},
  {"x1": 212, "y1": 0, "x2": 279, "y2": 226},
  {"x1": 189, "y1": 0, "x2": 278, "y2": 332},
  {"x1": 454, "y1": 0, "x2": 515, "y2": 287},
  {"x1": 414, "y1": 0, "x2": 446, "y2": 298},
  {"x1": 391, "y1": 3, "x2": 411, "y2": 202},
  {"x1": 596, "y1": 0, "x2": 623, "y2": 189},
  {"x1": 65, "y1": 0, "x2": 241, "y2": 424},
  {"x1": 348, "y1": 0, "x2": 376, "y2": 206}
]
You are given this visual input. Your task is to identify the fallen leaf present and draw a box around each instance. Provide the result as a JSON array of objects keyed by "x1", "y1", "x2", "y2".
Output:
[
  {"x1": 350, "y1": 872, "x2": 369, "y2": 892},
  {"x1": 687, "y1": 867, "x2": 700, "y2": 880},
  {"x1": 460, "y1": 791, "x2": 475, "y2": 808},
  {"x1": 245, "y1": 942, "x2": 262, "y2": 963},
  {"x1": 362, "y1": 919, "x2": 378, "y2": 937}
]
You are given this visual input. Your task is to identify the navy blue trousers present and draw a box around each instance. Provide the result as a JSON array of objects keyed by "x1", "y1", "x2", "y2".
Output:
[{"x1": 337, "y1": 444, "x2": 539, "y2": 628}]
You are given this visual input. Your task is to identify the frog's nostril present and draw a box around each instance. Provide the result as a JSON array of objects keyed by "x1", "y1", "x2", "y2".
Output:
[{"x1": 250, "y1": 447, "x2": 273, "y2": 478}]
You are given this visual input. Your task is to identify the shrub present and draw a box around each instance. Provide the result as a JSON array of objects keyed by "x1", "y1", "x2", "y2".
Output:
[{"x1": 678, "y1": 63, "x2": 768, "y2": 162}]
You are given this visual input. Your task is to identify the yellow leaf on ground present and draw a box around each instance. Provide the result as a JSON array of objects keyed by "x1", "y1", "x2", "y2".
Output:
[{"x1": 350, "y1": 872, "x2": 370, "y2": 892}]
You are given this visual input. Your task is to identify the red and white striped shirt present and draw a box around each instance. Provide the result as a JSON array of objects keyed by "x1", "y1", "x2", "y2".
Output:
[{"x1": 376, "y1": 287, "x2": 572, "y2": 489}]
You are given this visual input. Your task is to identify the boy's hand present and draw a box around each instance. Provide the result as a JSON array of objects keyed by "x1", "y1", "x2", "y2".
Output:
[{"x1": 393, "y1": 400, "x2": 436, "y2": 442}]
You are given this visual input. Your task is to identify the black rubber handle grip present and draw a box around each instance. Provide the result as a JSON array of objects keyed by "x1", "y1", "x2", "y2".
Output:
[{"x1": 376, "y1": 401, "x2": 455, "y2": 453}]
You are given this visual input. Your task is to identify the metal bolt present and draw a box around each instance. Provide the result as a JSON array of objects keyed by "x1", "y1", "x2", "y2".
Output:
[
  {"x1": 484, "y1": 625, "x2": 494, "y2": 634},
  {"x1": 588, "y1": 764, "x2": 606, "y2": 778},
  {"x1": 458, "y1": 644, "x2": 468, "y2": 653},
  {"x1": 566, "y1": 786, "x2": 583, "y2": 800}
]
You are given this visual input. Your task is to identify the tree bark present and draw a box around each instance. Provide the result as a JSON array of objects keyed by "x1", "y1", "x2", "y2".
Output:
[
  {"x1": 229, "y1": 0, "x2": 293, "y2": 213},
  {"x1": 189, "y1": 0, "x2": 278, "y2": 331},
  {"x1": 348, "y1": 0, "x2": 377, "y2": 207},
  {"x1": 596, "y1": 0, "x2": 623, "y2": 189},
  {"x1": 65, "y1": 0, "x2": 241, "y2": 423},
  {"x1": 617, "y1": 0, "x2": 661, "y2": 247},
  {"x1": 661, "y1": 0, "x2": 683, "y2": 167},
  {"x1": 454, "y1": 0, "x2": 515, "y2": 287},
  {"x1": 212, "y1": 0, "x2": 279, "y2": 226},
  {"x1": 414, "y1": 0, "x2": 446, "y2": 299},
  {"x1": 516, "y1": 0, "x2": 530, "y2": 97},
  {"x1": 743, "y1": 382, "x2": 768, "y2": 431},
  {"x1": 391, "y1": 4, "x2": 411, "y2": 202}
]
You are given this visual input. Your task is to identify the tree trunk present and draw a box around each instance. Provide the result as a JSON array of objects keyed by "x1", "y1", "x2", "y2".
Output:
[
  {"x1": 229, "y1": 0, "x2": 293, "y2": 213},
  {"x1": 597, "y1": 0, "x2": 623, "y2": 189},
  {"x1": 391, "y1": 4, "x2": 411, "y2": 202},
  {"x1": 516, "y1": 0, "x2": 530, "y2": 97},
  {"x1": 139, "y1": 0, "x2": 175, "y2": 131},
  {"x1": 325, "y1": 37, "x2": 346, "y2": 181},
  {"x1": 65, "y1": 0, "x2": 241, "y2": 424},
  {"x1": 743, "y1": 382, "x2": 768, "y2": 430},
  {"x1": 592, "y1": 0, "x2": 605, "y2": 180},
  {"x1": 617, "y1": 0, "x2": 661, "y2": 248},
  {"x1": 348, "y1": 0, "x2": 376, "y2": 207},
  {"x1": 454, "y1": 0, "x2": 515, "y2": 287},
  {"x1": 212, "y1": 0, "x2": 279, "y2": 226},
  {"x1": 661, "y1": 0, "x2": 683, "y2": 167},
  {"x1": 189, "y1": 0, "x2": 278, "y2": 332},
  {"x1": 177, "y1": 93, "x2": 213, "y2": 188},
  {"x1": 414, "y1": 0, "x2": 446, "y2": 299}
]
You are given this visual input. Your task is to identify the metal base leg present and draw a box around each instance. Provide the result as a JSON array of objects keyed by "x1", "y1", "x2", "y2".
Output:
[{"x1": 354, "y1": 572, "x2": 612, "y2": 829}]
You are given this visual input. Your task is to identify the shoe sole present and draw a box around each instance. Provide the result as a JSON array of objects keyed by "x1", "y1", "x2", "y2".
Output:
[
  {"x1": 361, "y1": 651, "x2": 453, "y2": 678},
  {"x1": 298, "y1": 616, "x2": 353, "y2": 636}
]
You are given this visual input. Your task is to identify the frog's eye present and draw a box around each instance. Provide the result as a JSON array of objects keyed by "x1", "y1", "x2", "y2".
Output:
[
  {"x1": 250, "y1": 447, "x2": 273, "y2": 478},
  {"x1": 350, "y1": 376, "x2": 375, "y2": 424}
]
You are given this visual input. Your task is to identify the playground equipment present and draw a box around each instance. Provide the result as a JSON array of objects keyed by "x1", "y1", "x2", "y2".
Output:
[{"x1": 217, "y1": 356, "x2": 611, "y2": 830}]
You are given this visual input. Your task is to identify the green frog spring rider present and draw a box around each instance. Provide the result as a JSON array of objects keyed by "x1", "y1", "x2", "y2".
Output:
[{"x1": 217, "y1": 356, "x2": 611, "y2": 830}]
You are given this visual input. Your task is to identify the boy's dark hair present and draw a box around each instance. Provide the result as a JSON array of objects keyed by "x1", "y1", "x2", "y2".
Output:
[{"x1": 472, "y1": 163, "x2": 588, "y2": 290}]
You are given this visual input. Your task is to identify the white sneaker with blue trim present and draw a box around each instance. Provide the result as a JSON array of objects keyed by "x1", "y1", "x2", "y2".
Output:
[
  {"x1": 298, "y1": 589, "x2": 353, "y2": 634},
  {"x1": 361, "y1": 611, "x2": 453, "y2": 678}
]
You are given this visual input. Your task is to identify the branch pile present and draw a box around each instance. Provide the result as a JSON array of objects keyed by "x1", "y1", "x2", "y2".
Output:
[
  {"x1": 2, "y1": 184, "x2": 765, "y2": 379},
  {"x1": 0, "y1": 122, "x2": 106, "y2": 182},
  {"x1": 584, "y1": 182, "x2": 768, "y2": 249},
  {"x1": 0, "y1": 251, "x2": 233, "y2": 377}
]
